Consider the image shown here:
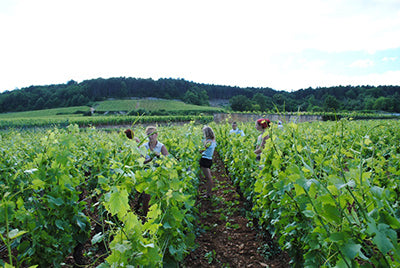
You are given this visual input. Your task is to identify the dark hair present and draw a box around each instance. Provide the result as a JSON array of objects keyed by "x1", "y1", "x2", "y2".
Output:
[
  {"x1": 256, "y1": 118, "x2": 271, "y2": 129},
  {"x1": 124, "y1": 129, "x2": 134, "y2": 139}
]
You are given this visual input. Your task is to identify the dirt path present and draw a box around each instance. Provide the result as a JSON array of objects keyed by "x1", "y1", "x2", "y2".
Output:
[{"x1": 183, "y1": 152, "x2": 290, "y2": 267}]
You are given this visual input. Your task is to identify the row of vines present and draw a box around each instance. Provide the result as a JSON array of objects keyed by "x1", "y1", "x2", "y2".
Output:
[
  {"x1": 217, "y1": 119, "x2": 400, "y2": 267},
  {"x1": 0, "y1": 123, "x2": 205, "y2": 267},
  {"x1": 2, "y1": 118, "x2": 400, "y2": 267},
  {"x1": 0, "y1": 115, "x2": 213, "y2": 129}
]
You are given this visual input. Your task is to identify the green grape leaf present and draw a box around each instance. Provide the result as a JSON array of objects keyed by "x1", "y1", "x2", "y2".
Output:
[
  {"x1": 32, "y1": 179, "x2": 45, "y2": 189},
  {"x1": 322, "y1": 203, "x2": 341, "y2": 224},
  {"x1": 47, "y1": 195, "x2": 64, "y2": 207},
  {"x1": 107, "y1": 187, "x2": 130, "y2": 217},
  {"x1": 373, "y1": 224, "x2": 395, "y2": 254},
  {"x1": 342, "y1": 241, "x2": 362, "y2": 259}
]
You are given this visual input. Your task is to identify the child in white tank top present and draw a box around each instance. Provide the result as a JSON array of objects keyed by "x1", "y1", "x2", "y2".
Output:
[
  {"x1": 143, "y1": 125, "x2": 169, "y2": 164},
  {"x1": 138, "y1": 126, "x2": 169, "y2": 217}
]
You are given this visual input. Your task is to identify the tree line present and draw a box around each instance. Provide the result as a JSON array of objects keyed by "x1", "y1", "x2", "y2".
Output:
[
  {"x1": 0, "y1": 77, "x2": 399, "y2": 113},
  {"x1": 230, "y1": 85, "x2": 400, "y2": 113}
]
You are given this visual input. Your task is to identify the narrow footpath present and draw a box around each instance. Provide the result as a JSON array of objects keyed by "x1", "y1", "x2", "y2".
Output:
[{"x1": 183, "y1": 152, "x2": 290, "y2": 267}]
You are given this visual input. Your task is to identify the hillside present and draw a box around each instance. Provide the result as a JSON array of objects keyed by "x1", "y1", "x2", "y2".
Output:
[
  {"x1": 1, "y1": 77, "x2": 400, "y2": 113},
  {"x1": 0, "y1": 99, "x2": 219, "y2": 129},
  {"x1": 93, "y1": 99, "x2": 223, "y2": 115},
  {"x1": 0, "y1": 99, "x2": 222, "y2": 119}
]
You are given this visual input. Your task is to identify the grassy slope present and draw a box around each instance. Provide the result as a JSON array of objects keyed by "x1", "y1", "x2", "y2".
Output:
[
  {"x1": 0, "y1": 106, "x2": 90, "y2": 119},
  {"x1": 0, "y1": 99, "x2": 223, "y2": 119},
  {"x1": 94, "y1": 99, "x2": 222, "y2": 112}
]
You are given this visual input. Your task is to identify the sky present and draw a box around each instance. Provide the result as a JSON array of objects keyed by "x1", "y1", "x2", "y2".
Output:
[{"x1": 0, "y1": 0, "x2": 399, "y2": 93}]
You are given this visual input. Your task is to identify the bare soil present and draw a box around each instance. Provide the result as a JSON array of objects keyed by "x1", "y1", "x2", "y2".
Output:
[{"x1": 183, "y1": 152, "x2": 290, "y2": 267}]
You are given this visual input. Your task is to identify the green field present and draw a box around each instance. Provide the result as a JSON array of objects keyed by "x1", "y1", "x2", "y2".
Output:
[
  {"x1": 0, "y1": 99, "x2": 221, "y2": 128},
  {"x1": 93, "y1": 99, "x2": 223, "y2": 112},
  {"x1": 0, "y1": 99, "x2": 222, "y2": 119},
  {"x1": 0, "y1": 106, "x2": 90, "y2": 119}
]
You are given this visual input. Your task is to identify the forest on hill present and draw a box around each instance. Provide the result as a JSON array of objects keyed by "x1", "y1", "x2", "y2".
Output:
[{"x1": 1, "y1": 77, "x2": 399, "y2": 113}]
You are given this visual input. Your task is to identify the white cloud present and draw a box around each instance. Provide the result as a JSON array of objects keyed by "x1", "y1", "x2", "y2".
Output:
[
  {"x1": 349, "y1": 59, "x2": 374, "y2": 68},
  {"x1": 382, "y1": 56, "x2": 398, "y2": 62}
]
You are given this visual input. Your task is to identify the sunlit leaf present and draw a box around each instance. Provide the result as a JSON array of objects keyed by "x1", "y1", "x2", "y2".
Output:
[{"x1": 8, "y1": 229, "x2": 27, "y2": 240}]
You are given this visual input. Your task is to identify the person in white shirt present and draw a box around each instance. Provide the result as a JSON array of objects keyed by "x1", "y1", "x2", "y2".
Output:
[
  {"x1": 139, "y1": 126, "x2": 169, "y2": 217},
  {"x1": 143, "y1": 126, "x2": 169, "y2": 164},
  {"x1": 229, "y1": 122, "x2": 245, "y2": 136},
  {"x1": 199, "y1": 126, "x2": 217, "y2": 198}
]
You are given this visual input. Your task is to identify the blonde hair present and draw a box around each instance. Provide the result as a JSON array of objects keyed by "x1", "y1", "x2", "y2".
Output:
[
  {"x1": 202, "y1": 126, "x2": 215, "y2": 140},
  {"x1": 145, "y1": 125, "x2": 157, "y2": 135}
]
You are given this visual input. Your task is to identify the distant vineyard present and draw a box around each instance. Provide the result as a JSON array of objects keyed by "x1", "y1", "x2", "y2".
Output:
[
  {"x1": 93, "y1": 99, "x2": 223, "y2": 113},
  {"x1": 0, "y1": 99, "x2": 219, "y2": 129},
  {"x1": 0, "y1": 115, "x2": 213, "y2": 129}
]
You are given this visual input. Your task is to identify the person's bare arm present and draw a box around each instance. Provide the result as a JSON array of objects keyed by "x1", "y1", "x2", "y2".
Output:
[
  {"x1": 161, "y1": 145, "x2": 169, "y2": 156},
  {"x1": 254, "y1": 135, "x2": 269, "y2": 154},
  {"x1": 260, "y1": 135, "x2": 269, "y2": 150}
]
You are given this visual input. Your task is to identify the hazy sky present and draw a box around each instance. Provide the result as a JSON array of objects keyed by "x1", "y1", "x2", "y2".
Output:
[{"x1": 1, "y1": 0, "x2": 399, "y2": 93}]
